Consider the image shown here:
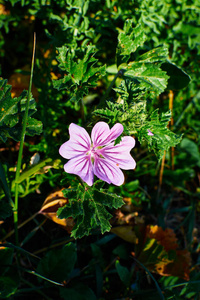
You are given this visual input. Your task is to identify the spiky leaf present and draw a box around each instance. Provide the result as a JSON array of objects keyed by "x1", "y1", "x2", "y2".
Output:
[
  {"x1": 53, "y1": 45, "x2": 106, "y2": 102},
  {"x1": 138, "y1": 109, "x2": 182, "y2": 159},
  {"x1": 57, "y1": 184, "x2": 124, "y2": 239}
]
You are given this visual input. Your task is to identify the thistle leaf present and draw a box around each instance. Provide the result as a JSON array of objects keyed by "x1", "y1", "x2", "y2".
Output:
[
  {"x1": 53, "y1": 45, "x2": 106, "y2": 102},
  {"x1": 138, "y1": 109, "x2": 182, "y2": 159},
  {"x1": 57, "y1": 184, "x2": 124, "y2": 239}
]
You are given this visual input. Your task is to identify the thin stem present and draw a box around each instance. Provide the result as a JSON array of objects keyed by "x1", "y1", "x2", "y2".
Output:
[
  {"x1": 169, "y1": 90, "x2": 174, "y2": 170},
  {"x1": 2, "y1": 212, "x2": 38, "y2": 241},
  {"x1": 157, "y1": 151, "x2": 166, "y2": 201},
  {"x1": 13, "y1": 33, "x2": 36, "y2": 247}
]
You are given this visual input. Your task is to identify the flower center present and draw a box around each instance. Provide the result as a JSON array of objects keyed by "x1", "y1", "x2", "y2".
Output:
[{"x1": 86, "y1": 145, "x2": 104, "y2": 163}]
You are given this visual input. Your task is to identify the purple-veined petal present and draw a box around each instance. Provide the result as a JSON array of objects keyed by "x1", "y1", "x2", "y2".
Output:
[
  {"x1": 99, "y1": 136, "x2": 136, "y2": 170},
  {"x1": 59, "y1": 140, "x2": 88, "y2": 159},
  {"x1": 69, "y1": 123, "x2": 91, "y2": 149},
  {"x1": 91, "y1": 122, "x2": 123, "y2": 147},
  {"x1": 94, "y1": 157, "x2": 124, "y2": 186},
  {"x1": 59, "y1": 123, "x2": 91, "y2": 159},
  {"x1": 64, "y1": 155, "x2": 94, "y2": 186}
]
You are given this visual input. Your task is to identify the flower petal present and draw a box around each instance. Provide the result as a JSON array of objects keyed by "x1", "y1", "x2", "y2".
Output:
[
  {"x1": 59, "y1": 123, "x2": 91, "y2": 159},
  {"x1": 91, "y1": 122, "x2": 123, "y2": 147},
  {"x1": 94, "y1": 157, "x2": 124, "y2": 186},
  {"x1": 99, "y1": 136, "x2": 136, "y2": 170},
  {"x1": 64, "y1": 155, "x2": 94, "y2": 186}
]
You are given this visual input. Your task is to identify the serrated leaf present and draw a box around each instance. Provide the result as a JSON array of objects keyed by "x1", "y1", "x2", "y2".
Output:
[
  {"x1": 137, "y1": 47, "x2": 169, "y2": 63},
  {"x1": 124, "y1": 60, "x2": 169, "y2": 95},
  {"x1": 53, "y1": 45, "x2": 106, "y2": 102},
  {"x1": 0, "y1": 78, "x2": 42, "y2": 142},
  {"x1": 96, "y1": 189, "x2": 124, "y2": 209},
  {"x1": 57, "y1": 185, "x2": 124, "y2": 239},
  {"x1": 138, "y1": 109, "x2": 182, "y2": 159},
  {"x1": 117, "y1": 21, "x2": 146, "y2": 58}
]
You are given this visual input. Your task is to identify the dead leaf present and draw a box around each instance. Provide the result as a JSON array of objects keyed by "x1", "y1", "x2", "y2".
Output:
[
  {"x1": 39, "y1": 190, "x2": 74, "y2": 233},
  {"x1": 135, "y1": 225, "x2": 191, "y2": 280},
  {"x1": 147, "y1": 225, "x2": 178, "y2": 251},
  {"x1": 111, "y1": 226, "x2": 138, "y2": 244},
  {"x1": 155, "y1": 249, "x2": 191, "y2": 281}
]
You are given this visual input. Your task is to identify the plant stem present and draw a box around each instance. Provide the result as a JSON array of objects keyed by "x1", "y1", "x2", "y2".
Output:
[
  {"x1": 99, "y1": 69, "x2": 125, "y2": 107},
  {"x1": 13, "y1": 33, "x2": 36, "y2": 247}
]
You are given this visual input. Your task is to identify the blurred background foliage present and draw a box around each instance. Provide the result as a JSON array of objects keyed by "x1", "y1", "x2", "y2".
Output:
[{"x1": 0, "y1": 0, "x2": 200, "y2": 299}]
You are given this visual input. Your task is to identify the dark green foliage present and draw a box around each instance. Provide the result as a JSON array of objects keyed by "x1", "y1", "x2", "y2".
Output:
[
  {"x1": 59, "y1": 283, "x2": 96, "y2": 300},
  {"x1": 57, "y1": 183, "x2": 124, "y2": 239},
  {"x1": 138, "y1": 109, "x2": 183, "y2": 159},
  {"x1": 161, "y1": 62, "x2": 191, "y2": 91},
  {"x1": 0, "y1": 78, "x2": 42, "y2": 142},
  {"x1": 37, "y1": 243, "x2": 77, "y2": 283},
  {"x1": 53, "y1": 45, "x2": 106, "y2": 102}
]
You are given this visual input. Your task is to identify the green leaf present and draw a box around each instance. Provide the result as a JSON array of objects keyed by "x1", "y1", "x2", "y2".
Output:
[
  {"x1": 179, "y1": 138, "x2": 200, "y2": 167},
  {"x1": 57, "y1": 184, "x2": 124, "y2": 239},
  {"x1": 0, "y1": 78, "x2": 42, "y2": 142},
  {"x1": 117, "y1": 21, "x2": 146, "y2": 63},
  {"x1": 116, "y1": 20, "x2": 169, "y2": 94},
  {"x1": 123, "y1": 46, "x2": 169, "y2": 95},
  {"x1": 138, "y1": 109, "x2": 182, "y2": 159},
  {"x1": 53, "y1": 45, "x2": 106, "y2": 102},
  {"x1": 14, "y1": 158, "x2": 52, "y2": 184},
  {"x1": 115, "y1": 260, "x2": 131, "y2": 286},
  {"x1": 161, "y1": 62, "x2": 191, "y2": 90},
  {"x1": 36, "y1": 243, "x2": 77, "y2": 283},
  {"x1": 0, "y1": 163, "x2": 13, "y2": 206}
]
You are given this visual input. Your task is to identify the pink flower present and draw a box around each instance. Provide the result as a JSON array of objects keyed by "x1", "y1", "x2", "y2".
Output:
[
  {"x1": 147, "y1": 129, "x2": 154, "y2": 136},
  {"x1": 59, "y1": 122, "x2": 136, "y2": 186}
]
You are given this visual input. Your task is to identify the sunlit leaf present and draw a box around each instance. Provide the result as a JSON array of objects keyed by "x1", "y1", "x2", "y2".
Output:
[
  {"x1": 53, "y1": 45, "x2": 106, "y2": 102},
  {"x1": 57, "y1": 184, "x2": 124, "y2": 239},
  {"x1": 138, "y1": 109, "x2": 182, "y2": 159},
  {"x1": 39, "y1": 190, "x2": 74, "y2": 232}
]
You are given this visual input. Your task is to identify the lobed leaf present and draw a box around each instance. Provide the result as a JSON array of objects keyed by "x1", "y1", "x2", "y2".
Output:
[
  {"x1": 138, "y1": 109, "x2": 182, "y2": 159},
  {"x1": 57, "y1": 184, "x2": 124, "y2": 239},
  {"x1": 117, "y1": 21, "x2": 146, "y2": 59},
  {"x1": 53, "y1": 45, "x2": 106, "y2": 102}
]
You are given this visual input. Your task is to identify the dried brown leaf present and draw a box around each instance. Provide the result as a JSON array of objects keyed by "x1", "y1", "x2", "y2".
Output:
[{"x1": 39, "y1": 190, "x2": 74, "y2": 233}]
